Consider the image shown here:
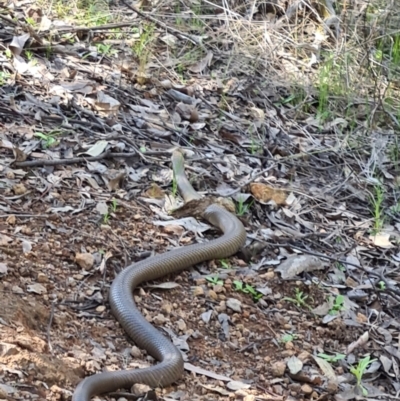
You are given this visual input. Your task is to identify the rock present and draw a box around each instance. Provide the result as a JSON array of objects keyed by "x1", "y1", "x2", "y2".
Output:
[
  {"x1": 227, "y1": 298, "x2": 242, "y2": 313},
  {"x1": 0, "y1": 343, "x2": 19, "y2": 357},
  {"x1": 161, "y1": 302, "x2": 172, "y2": 314},
  {"x1": 153, "y1": 314, "x2": 166, "y2": 325},
  {"x1": 37, "y1": 273, "x2": 48, "y2": 283},
  {"x1": 177, "y1": 319, "x2": 186, "y2": 332},
  {"x1": 131, "y1": 383, "x2": 151, "y2": 396},
  {"x1": 301, "y1": 384, "x2": 313, "y2": 395},
  {"x1": 193, "y1": 286, "x2": 204, "y2": 297},
  {"x1": 271, "y1": 361, "x2": 286, "y2": 377},
  {"x1": 75, "y1": 253, "x2": 94, "y2": 270},
  {"x1": 130, "y1": 346, "x2": 142, "y2": 359},
  {"x1": 208, "y1": 289, "x2": 218, "y2": 300},
  {"x1": 12, "y1": 285, "x2": 24, "y2": 294}
]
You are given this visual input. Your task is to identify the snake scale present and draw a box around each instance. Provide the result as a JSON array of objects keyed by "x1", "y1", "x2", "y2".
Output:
[{"x1": 72, "y1": 152, "x2": 247, "y2": 401}]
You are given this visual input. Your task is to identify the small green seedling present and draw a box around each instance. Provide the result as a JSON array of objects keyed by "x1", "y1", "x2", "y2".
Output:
[
  {"x1": 329, "y1": 295, "x2": 345, "y2": 315},
  {"x1": 219, "y1": 259, "x2": 230, "y2": 269},
  {"x1": 282, "y1": 288, "x2": 312, "y2": 310},
  {"x1": 110, "y1": 198, "x2": 118, "y2": 212},
  {"x1": 206, "y1": 275, "x2": 223, "y2": 286},
  {"x1": 318, "y1": 353, "x2": 346, "y2": 363},
  {"x1": 233, "y1": 280, "x2": 263, "y2": 301},
  {"x1": 171, "y1": 176, "x2": 178, "y2": 197},
  {"x1": 280, "y1": 333, "x2": 298, "y2": 343},
  {"x1": 350, "y1": 355, "x2": 376, "y2": 396},
  {"x1": 377, "y1": 281, "x2": 386, "y2": 290},
  {"x1": 369, "y1": 184, "x2": 385, "y2": 234},
  {"x1": 236, "y1": 198, "x2": 253, "y2": 216},
  {"x1": 103, "y1": 213, "x2": 110, "y2": 224},
  {"x1": 34, "y1": 131, "x2": 60, "y2": 148}
]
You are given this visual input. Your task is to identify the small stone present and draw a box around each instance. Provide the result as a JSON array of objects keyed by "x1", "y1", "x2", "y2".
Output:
[
  {"x1": 272, "y1": 384, "x2": 283, "y2": 395},
  {"x1": 6, "y1": 215, "x2": 16, "y2": 225},
  {"x1": 285, "y1": 341, "x2": 294, "y2": 350},
  {"x1": 260, "y1": 271, "x2": 275, "y2": 280},
  {"x1": 297, "y1": 351, "x2": 310, "y2": 362},
  {"x1": 227, "y1": 298, "x2": 242, "y2": 313},
  {"x1": 193, "y1": 286, "x2": 204, "y2": 296},
  {"x1": 243, "y1": 395, "x2": 255, "y2": 401},
  {"x1": 75, "y1": 253, "x2": 94, "y2": 270},
  {"x1": 37, "y1": 273, "x2": 48, "y2": 283},
  {"x1": 177, "y1": 319, "x2": 187, "y2": 331},
  {"x1": 208, "y1": 289, "x2": 218, "y2": 300},
  {"x1": 130, "y1": 346, "x2": 142, "y2": 359},
  {"x1": 12, "y1": 286, "x2": 24, "y2": 294},
  {"x1": 96, "y1": 305, "x2": 106, "y2": 313},
  {"x1": 27, "y1": 283, "x2": 47, "y2": 294},
  {"x1": 326, "y1": 380, "x2": 338, "y2": 394},
  {"x1": 356, "y1": 313, "x2": 367, "y2": 323},
  {"x1": 153, "y1": 314, "x2": 166, "y2": 325},
  {"x1": 12, "y1": 183, "x2": 27, "y2": 195},
  {"x1": 271, "y1": 361, "x2": 286, "y2": 377},
  {"x1": 161, "y1": 302, "x2": 172, "y2": 314},
  {"x1": 213, "y1": 284, "x2": 224, "y2": 293},
  {"x1": 131, "y1": 383, "x2": 151, "y2": 396},
  {"x1": 301, "y1": 384, "x2": 313, "y2": 395},
  {"x1": 0, "y1": 343, "x2": 18, "y2": 357}
]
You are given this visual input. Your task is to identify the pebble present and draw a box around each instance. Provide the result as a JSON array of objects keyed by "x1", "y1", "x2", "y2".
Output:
[
  {"x1": 193, "y1": 286, "x2": 204, "y2": 296},
  {"x1": 271, "y1": 361, "x2": 286, "y2": 377},
  {"x1": 177, "y1": 319, "x2": 186, "y2": 331},
  {"x1": 227, "y1": 298, "x2": 242, "y2": 312},
  {"x1": 130, "y1": 346, "x2": 142, "y2": 359},
  {"x1": 301, "y1": 384, "x2": 313, "y2": 394},
  {"x1": 153, "y1": 314, "x2": 166, "y2": 325}
]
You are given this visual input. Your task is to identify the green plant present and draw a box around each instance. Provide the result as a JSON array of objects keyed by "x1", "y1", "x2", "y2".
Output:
[
  {"x1": 369, "y1": 183, "x2": 385, "y2": 234},
  {"x1": 236, "y1": 198, "x2": 253, "y2": 216},
  {"x1": 206, "y1": 275, "x2": 223, "y2": 286},
  {"x1": 282, "y1": 288, "x2": 312, "y2": 310},
  {"x1": 233, "y1": 280, "x2": 263, "y2": 301},
  {"x1": 0, "y1": 71, "x2": 11, "y2": 85},
  {"x1": 171, "y1": 175, "x2": 178, "y2": 198},
  {"x1": 34, "y1": 131, "x2": 60, "y2": 148},
  {"x1": 110, "y1": 198, "x2": 118, "y2": 212},
  {"x1": 350, "y1": 355, "x2": 376, "y2": 396},
  {"x1": 377, "y1": 280, "x2": 386, "y2": 290},
  {"x1": 132, "y1": 23, "x2": 155, "y2": 58},
  {"x1": 24, "y1": 50, "x2": 34, "y2": 61},
  {"x1": 219, "y1": 259, "x2": 230, "y2": 269},
  {"x1": 96, "y1": 43, "x2": 117, "y2": 57},
  {"x1": 318, "y1": 353, "x2": 346, "y2": 363},
  {"x1": 280, "y1": 333, "x2": 298, "y2": 343},
  {"x1": 328, "y1": 295, "x2": 345, "y2": 315},
  {"x1": 103, "y1": 212, "x2": 110, "y2": 224}
]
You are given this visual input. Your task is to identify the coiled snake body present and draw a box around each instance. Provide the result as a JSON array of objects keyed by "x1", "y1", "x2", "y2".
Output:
[{"x1": 72, "y1": 153, "x2": 246, "y2": 401}]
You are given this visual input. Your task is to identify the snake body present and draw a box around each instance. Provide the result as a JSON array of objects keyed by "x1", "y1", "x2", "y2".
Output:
[{"x1": 72, "y1": 153, "x2": 246, "y2": 401}]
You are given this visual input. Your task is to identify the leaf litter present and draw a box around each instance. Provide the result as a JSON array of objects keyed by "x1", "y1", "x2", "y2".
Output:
[{"x1": 0, "y1": 1, "x2": 399, "y2": 401}]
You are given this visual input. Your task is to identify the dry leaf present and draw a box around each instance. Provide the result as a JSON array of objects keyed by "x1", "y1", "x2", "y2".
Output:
[
  {"x1": 276, "y1": 255, "x2": 325, "y2": 279},
  {"x1": 83, "y1": 140, "x2": 108, "y2": 157},
  {"x1": 250, "y1": 183, "x2": 287, "y2": 205},
  {"x1": 75, "y1": 253, "x2": 95, "y2": 270},
  {"x1": 369, "y1": 233, "x2": 393, "y2": 248},
  {"x1": 143, "y1": 183, "x2": 165, "y2": 199},
  {"x1": 188, "y1": 51, "x2": 213, "y2": 73},
  {"x1": 287, "y1": 356, "x2": 303, "y2": 375},
  {"x1": 312, "y1": 355, "x2": 337, "y2": 382},
  {"x1": 27, "y1": 283, "x2": 47, "y2": 294}
]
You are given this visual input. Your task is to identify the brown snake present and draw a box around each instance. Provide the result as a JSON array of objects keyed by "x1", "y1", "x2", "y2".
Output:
[{"x1": 72, "y1": 152, "x2": 246, "y2": 401}]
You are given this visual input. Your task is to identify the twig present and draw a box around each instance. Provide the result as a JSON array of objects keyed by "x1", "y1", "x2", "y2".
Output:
[
  {"x1": 256, "y1": 237, "x2": 400, "y2": 302},
  {"x1": 13, "y1": 151, "x2": 138, "y2": 168},
  {"x1": 121, "y1": 0, "x2": 204, "y2": 47},
  {"x1": 46, "y1": 302, "x2": 55, "y2": 355}
]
